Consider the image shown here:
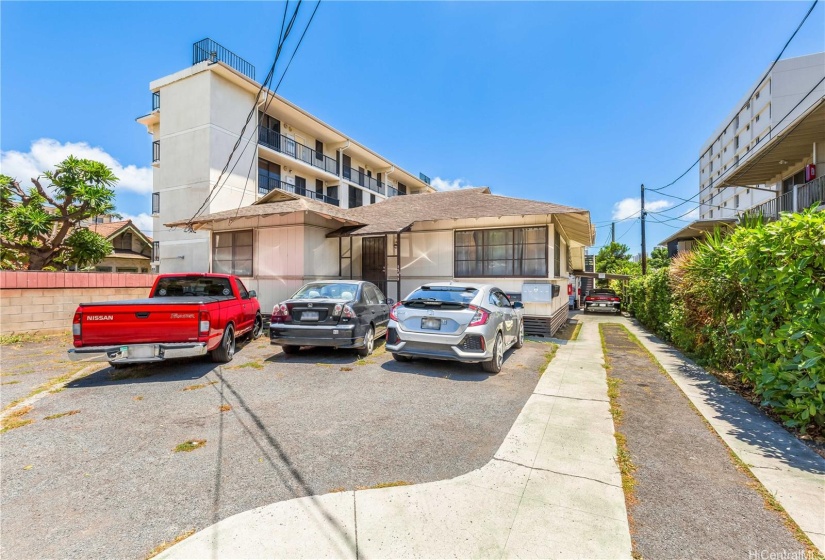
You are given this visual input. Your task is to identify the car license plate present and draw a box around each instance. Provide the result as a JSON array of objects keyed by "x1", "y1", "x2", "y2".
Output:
[
  {"x1": 599, "y1": 303, "x2": 606, "y2": 307},
  {"x1": 302, "y1": 311, "x2": 319, "y2": 321},
  {"x1": 421, "y1": 318, "x2": 441, "y2": 330},
  {"x1": 129, "y1": 345, "x2": 156, "y2": 359}
]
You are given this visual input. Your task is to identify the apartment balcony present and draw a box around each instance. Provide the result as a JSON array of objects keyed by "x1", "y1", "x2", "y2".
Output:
[
  {"x1": 740, "y1": 176, "x2": 825, "y2": 221},
  {"x1": 342, "y1": 166, "x2": 398, "y2": 197},
  {"x1": 258, "y1": 127, "x2": 339, "y2": 177},
  {"x1": 258, "y1": 174, "x2": 340, "y2": 207}
]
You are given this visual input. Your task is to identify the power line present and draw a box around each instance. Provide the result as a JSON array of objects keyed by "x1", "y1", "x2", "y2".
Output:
[{"x1": 647, "y1": 0, "x2": 820, "y2": 194}]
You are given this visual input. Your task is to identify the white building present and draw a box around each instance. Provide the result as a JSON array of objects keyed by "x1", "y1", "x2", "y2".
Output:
[
  {"x1": 698, "y1": 52, "x2": 825, "y2": 220},
  {"x1": 136, "y1": 39, "x2": 434, "y2": 273}
]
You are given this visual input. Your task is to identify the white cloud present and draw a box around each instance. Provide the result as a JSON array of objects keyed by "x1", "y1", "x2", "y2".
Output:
[
  {"x1": 0, "y1": 138, "x2": 152, "y2": 195},
  {"x1": 611, "y1": 197, "x2": 672, "y2": 220},
  {"x1": 119, "y1": 212, "x2": 154, "y2": 235},
  {"x1": 431, "y1": 177, "x2": 485, "y2": 191}
]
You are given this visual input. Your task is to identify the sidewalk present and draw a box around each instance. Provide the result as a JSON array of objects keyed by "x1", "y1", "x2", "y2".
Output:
[
  {"x1": 615, "y1": 316, "x2": 825, "y2": 554},
  {"x1": 159, "y1": 322, "x2": 632, "y2": 559}
]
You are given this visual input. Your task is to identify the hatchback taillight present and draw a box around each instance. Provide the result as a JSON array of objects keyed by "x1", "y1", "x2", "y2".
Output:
[
  {"x1": 199, "y1": 311, "x2": 211, "y2": 335},
  {"x1": 389, "y1": 302, "x2": 402, "y2": 321},
  {"x1": 468, "y1": 305, "x2": 491, "y2": 327}
]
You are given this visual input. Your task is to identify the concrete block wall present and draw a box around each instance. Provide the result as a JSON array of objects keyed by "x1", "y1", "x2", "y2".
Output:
[{"x1": 0, "y1": 272, "x2": 157, "y2": 335}]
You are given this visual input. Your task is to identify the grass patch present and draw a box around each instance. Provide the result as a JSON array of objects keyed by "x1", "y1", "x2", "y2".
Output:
[
  {"x1": 2, "y1": 368, "x2": 83, "y2": 413},
  {"x1": 182, "y1": 381, "x2": 218, "y2": 391},
  {"x1": 538, "y1": 344, "x2": 559, "y2": 375},
  {"x1": 355, "y1": 359, "x2": 368, "y2": 366},
  {"x1": 1, "y1": 380, "x2": 21, "y2": 385},
  {"x1": 553, "y1": 320, "x2": 582, "y2": 341},
  {"x1": 174, "y1": 439, "x2": 206, "y2": 453},
  {"x1": 0, "y1": 333, "x2": 49, "y2": 346},
  {"x1": 1, "y1": 406, "x2": 34, "y2": 433},
  {"x1": 44, "y1": 410, "x2": 80, "y2": 421},
  {"x1": 145, "y1": 529, "x2": 196, "y2": 559},
  {"x1": 340, "y1": 367, "x2": 353, "y2": 372},
  {"x1": 228, "y1": 361, "x2": 264, "y2": 370},
  {"x1": 356, "y1": 480, "x2": 413, "y2": 490},
  {"x1": 219, "y1": 404, "x2": 232, "y2": 413}
]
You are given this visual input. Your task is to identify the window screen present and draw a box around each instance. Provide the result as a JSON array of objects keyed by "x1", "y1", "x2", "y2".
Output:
[
  {"x1": 455, "y1": 227, "x2": 547, "y2": 278},
  {"x1": 213, "y1": 230, "x2": 253, "y2": 276}
]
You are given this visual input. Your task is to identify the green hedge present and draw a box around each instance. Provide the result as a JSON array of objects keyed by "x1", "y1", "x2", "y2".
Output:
[{"x1": 627, "y1": 210, "x2": 825, "y2": 431}]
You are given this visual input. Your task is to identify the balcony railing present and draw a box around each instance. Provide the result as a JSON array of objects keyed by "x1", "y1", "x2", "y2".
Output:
[
  {"x1": 258, "y1": 174, "x2": 340, "y2": 207},
  {"x1": 740, "y1": 176, "x2": 825, "y2": 221},
  {"x1": 152, "y1": 91, "x2": 160, "y2": 111},
  {"x1": 258, "y1": 127, "x2": 339, "y2": 176},
  {"x1": 343, "y1": 167, "x2": 395, "y2": 195},
  {"x1": 192, "y1": 38, "x2": 256, "y2": 81}
]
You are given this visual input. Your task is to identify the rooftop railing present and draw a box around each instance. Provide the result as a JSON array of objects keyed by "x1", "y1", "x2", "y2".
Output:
[
  {"x1": 258, "y1": 127, "x2": 339, "y2": 176},
  {"x1": 193, "y1": 38, "x2": 256, "y2": 81},
  {"x1": 258, "y1": 174, "x2": 340, "y2": 207}
]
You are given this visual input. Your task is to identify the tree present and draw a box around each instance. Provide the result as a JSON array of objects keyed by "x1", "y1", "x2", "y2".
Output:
[
  {"x1": 595, "y1": 242, "x2": 632, "y2": 274},
  {"x1": 0, "y1": 156, "x2": 117, "y2": 270},
  {"x1": 648, "y1": 246, "x2": 670, "y2": 270}
]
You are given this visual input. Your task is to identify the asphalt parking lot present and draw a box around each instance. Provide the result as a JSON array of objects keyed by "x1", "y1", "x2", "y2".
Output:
[{"x1": 0, "y1": 335, "x2": 550, "y2": 559}]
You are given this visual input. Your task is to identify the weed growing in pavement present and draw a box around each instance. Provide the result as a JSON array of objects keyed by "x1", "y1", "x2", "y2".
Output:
[
  {"x1": 1, "y1": 406, "x2": 34, "y2": 433},
  {"x1": 134, "y1": 396, "x2": 144, "y2": 401},
  {"x1": 227, "y1": 361, "x2": 264, "y2": 370},
  {"x1": 340, "y1": 367, "x2": 353, "y2": 372},
  {"x1": 44, "y1": 410, "x2": 80, "y2": 421},
  {"x1": 1, "y1": 380, "x2": 21, "y2": 385},
  {"x1": 3, "y1": 369, "x2": 85, "y2": 412},
  {"x1": 355, "y1": 480, "x2": 413, "y2": 490},
  {"x1": 174, "y1": 440, "x2": 206, "y2": 453},
  {"x1": 538, "y1": 344, "x2": 559, "y2": 375},
  {"x1": 329, "y1": 487, "x2": 347, "y2": 493},
  {"x1": 0, "y1": 333, "x2": 49, "y2": 346},
  {"x1": 219, "y1": 404, "x2": 232, "y2": 413},
  {"x1": 315, "y1": 363, "x2": 333, "y2": 368},
  {"x1": 182, "y1": 381, "x2": 218, "y2": 391},
  {"x1": 145, "y1": 529, "x2": 196, "y2": 559}
]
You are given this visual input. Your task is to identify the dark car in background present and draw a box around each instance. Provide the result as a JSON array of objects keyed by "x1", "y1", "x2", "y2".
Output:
[
  {"x1": 269, "y1": 280, "x2": 391, "y2": 357},
  {"x1": 583, "y1": 289, "x2": 622, "y2": 314}
]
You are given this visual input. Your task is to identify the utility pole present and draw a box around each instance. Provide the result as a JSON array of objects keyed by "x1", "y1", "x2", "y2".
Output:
[
  {"x1": 641, "y1": 183, "x2": 647, "y2": 275},
  {"x1": 611, "y1": 222, "x2": 615, "y2": 244}
]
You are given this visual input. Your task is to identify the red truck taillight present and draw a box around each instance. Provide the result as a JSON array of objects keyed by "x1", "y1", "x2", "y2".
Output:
[
  {"x1": 199, "y1": 311, "x2": 211, "y2": 335},
  {"x1": 72, "y1": 311, "x2": 82, "y2": 342}
]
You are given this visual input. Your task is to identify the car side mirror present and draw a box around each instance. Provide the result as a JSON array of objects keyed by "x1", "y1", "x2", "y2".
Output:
[
  {"x1": 512, "y1": 301, "x2": 524, "y2": 309},
  {"x1": 248, "y1": 290, "x2": 257, "y2": 299},
  {"x1": 385, "y1": 298, "x2": 395, "y2": 305}
]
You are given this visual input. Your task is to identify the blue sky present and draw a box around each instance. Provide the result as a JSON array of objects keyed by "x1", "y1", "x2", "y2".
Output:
[{"x1": 2, "y1": 1, "x2": 823, "y2": 252}]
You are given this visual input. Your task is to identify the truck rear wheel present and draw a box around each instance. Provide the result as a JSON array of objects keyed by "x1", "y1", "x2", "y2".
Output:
[{"x1": 211, "y1": 326, "x2": 235, "y2": 363}]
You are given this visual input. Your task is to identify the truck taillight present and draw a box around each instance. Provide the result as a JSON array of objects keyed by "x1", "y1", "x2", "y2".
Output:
[
  {"x1": 271, "y1": 303, "x2": 291, "y2": 324},
  {"x1": 468, "y1": 305, "x2": 491, "y2": 327},
  {"x1": 199, "y1": 311, "x2": 211, "y2": 335},
  {"x1": 72, "y1": 311, "x2": 82, "y2": 338}
]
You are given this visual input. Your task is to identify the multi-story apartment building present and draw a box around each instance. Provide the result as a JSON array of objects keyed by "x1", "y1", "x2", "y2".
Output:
[
  {"x1": 136, "y1": 39, "x2": 434, "y2": 273},
  {"x1": 698, "y1": 52, "x2": 825, "y2": 220}
]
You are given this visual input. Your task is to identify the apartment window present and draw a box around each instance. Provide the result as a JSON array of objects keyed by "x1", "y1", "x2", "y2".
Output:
[
  {"x1": 349, "y1": 187, "x2": 363, "y2": 208},
  {"x1": 152, "y1": 193, "x2": 160, "y2": 214},
  {"x1": 152, "y1": 141, "x2": 160, "y2": 163},
  {"x1": 370, "y1": 194, "x2": 376, "y2": 204},
  {"x1": 454, "y1": 226, "x2": 547, "y2": 278},
  {"x1": 734, "y1": 194, "x2": 740, "y2": 207},
  {"x1": 315, "y1": 179, "x2": 324, "y2": 197},
  {"x1": 755, "y1": 114, "x2": 760, "y2": 122},
  {"x1": 709, "y1": 210, "x2": 714, "y2": 218},
  {"x1": 152, "y1": 91, "x2": 160, "y2": 111},
  {"x1": 294, "y1": 176, "x2": 307, "y2": 196},
  {"x1": 358, "y1": 166, "x2": 365, "y2": 187},
  {"x1": 327, "y1": 186, "x2": 339, "y2": 203},
  {"x1": 745, "y1": 102, "x2": 750, "y2": 111},
  {"x1": 755, "y1": 91, "x2": 760, "y2": 100},
  {"x1": 315, "y1": 140, "x2": 324, "y2": 161},
  {"x1": 734, "y1": 136, "x2": 739, "y2": 150},
  {"x1": 398, "y1": 182, "x2": 407, "y2": 195},
  {"x1": 746, "y1": 124, "x2": 750, "y2": 131},
  {"x1": 152, "y1": 241, "x2": 159, "y2": 262},
  {"x1": 212, "y1": 230, "x2": 253, "y2": 276},
  {"x1": 734, "y1": 115, "x2": 739, "y2": 129},
  {"x1": 258, "y1": 160, "x2": 281, "y2": 193},
  {"x1": 710, "y1": 160, "x2": 713, "y2": 172}
]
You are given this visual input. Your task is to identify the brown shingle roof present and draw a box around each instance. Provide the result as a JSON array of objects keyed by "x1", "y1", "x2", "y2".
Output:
[
  {"x1": 165, "y1": 194, "x2": 358, "y2": 228},
  {"x1": 169, "y1": 188, "x2": 594, "y2": 245},
  {"x1": 87, "y1": 220, "x2": 153, "y2": 243}
]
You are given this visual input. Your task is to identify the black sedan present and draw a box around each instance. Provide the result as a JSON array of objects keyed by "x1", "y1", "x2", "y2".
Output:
[{"x1": 269, "y1": 280, "x2": 392, "y2": 357}]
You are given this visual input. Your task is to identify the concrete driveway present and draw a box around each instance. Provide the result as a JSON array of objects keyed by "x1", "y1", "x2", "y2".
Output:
[{"x1": 0, "y1": 336, "x2": 548, "y2": 559}]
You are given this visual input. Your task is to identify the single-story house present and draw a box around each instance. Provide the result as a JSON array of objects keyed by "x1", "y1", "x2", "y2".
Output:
[
  {"x1": 87, "y1": 219, "x2": 154, "y2": 273},
  {"x1": 658, "y1": 218, "x2": 737, "y2": 258},
  {"x1": 168, "y1": 188, "x2": 594, "y2": 336}
]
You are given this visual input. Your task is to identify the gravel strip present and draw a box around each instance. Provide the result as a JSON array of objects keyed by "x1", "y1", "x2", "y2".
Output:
[
  {"x1": 601, "y1": 323, "x2": 806, "y2": 559},
  {"x1": 0, "y1": 336, "x2": 545, "y2": 559}
]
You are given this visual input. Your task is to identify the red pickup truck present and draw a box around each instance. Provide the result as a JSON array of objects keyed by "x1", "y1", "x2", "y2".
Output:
[{"x1": 68, "y1": 274, "x2": 262, "y2": 365}]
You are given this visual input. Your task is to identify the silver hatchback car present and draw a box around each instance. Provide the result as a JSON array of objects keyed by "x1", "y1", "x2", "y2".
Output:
[{"x1": 385, "y1": 283, "x2": 525, "y2": 373}]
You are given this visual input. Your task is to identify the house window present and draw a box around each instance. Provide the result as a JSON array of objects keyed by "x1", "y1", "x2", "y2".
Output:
[
  {"x1": 118, "y1": 267, "x2": 138, "y2": 273},
  {"x1": 152, "y1": 193, "x2": 160, "y2": 214},
  {"x1": 95, "y1": 266, "x2": 112, "y2": 272},
  {"x1": 554, "y1": 229, "x2": 561, "y2": 277},
  {"x1": 454, "y1": 226, "x2": 547, "y2": 278},
  {"x1": 116, "y1": 232, "x2": 133, "y2": 251},
  {"x1": 212, "y1": 230, "x2": 253, "y2": 276}
]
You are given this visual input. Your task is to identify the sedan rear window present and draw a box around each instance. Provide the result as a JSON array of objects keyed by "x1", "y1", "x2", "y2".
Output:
[
  {"x1": 154, "y1": 276, "x2": 233, "y2": 298},
  {"x1": 405, "y1": 286, "x2": 478, "y2": 304},
  {"x1": 293, "y1": 283, "x2": 360, "y2": 301},
  {"x1": 589, "y1": 289, "x2": 617, "y2": 296}
]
